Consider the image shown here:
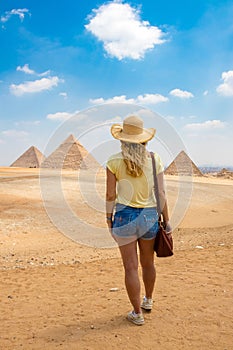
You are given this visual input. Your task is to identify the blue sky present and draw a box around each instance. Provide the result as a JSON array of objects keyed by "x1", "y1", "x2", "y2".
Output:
[{"x1": 0, "y1": 0, "x2": 233, "y2": 167}]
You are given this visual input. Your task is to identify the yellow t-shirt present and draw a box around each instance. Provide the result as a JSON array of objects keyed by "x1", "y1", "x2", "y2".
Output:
[{"x1": 106, "y1": 152, "x2": 164, "y2": 208}]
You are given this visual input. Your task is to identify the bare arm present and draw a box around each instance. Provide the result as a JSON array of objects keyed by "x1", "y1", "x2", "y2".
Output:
[{"x1": 106, "y1": 167, "x2": 116, "y2": 229}]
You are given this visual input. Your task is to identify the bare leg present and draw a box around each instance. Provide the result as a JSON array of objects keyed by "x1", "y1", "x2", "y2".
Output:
[
  {"x1": 138, "y1": 238, "x2": 156, "y2": 299},
  {"x1": 119, "y1": 240, "x2": 141, "y2": 314}
]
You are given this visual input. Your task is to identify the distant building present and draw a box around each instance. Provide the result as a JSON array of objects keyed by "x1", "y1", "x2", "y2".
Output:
[
  {"x1": 10, "y1": 146, "x2": 44, "y2": 168},
  {"x1": 217, "y1": 168, "x2": 233, "y2": 179},
  {"x1": 165, "y1": 151, "x2": 203, "y2": 176},
  {"x1": 41, "y1": 134, "x2": 101, "y2": 170}
]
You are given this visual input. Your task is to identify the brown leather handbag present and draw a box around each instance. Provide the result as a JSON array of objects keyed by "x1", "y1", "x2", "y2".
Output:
[
  {"x1": 154, "y1": 222, "x2": 173, "y2": 257},
  {"x1": 150, "y1": 152, "x2": 173, "y2": 257}
]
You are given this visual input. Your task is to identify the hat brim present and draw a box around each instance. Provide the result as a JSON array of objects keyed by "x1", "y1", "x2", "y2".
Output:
[{"x1": 111, "y1": 124, "x2": 156, "y2": 144}]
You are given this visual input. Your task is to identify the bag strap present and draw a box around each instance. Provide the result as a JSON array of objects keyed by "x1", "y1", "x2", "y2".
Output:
[{"x1": 150, "y1": 152, "x2": 161, "y2": 217}]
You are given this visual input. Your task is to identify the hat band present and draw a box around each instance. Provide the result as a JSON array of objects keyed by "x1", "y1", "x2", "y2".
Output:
[{"x1": 123, "y1": 124, "x2": 142, "y2": 135}]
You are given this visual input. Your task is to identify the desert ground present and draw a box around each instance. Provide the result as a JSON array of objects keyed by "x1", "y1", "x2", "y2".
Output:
[{"x1": 0, "y1": 167, "x2": 233, "y2": 350}]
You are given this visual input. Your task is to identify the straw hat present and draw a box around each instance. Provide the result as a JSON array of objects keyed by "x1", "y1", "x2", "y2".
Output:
[{"x1": 111, "y1": 115, "x2": 156, "y2": 144}]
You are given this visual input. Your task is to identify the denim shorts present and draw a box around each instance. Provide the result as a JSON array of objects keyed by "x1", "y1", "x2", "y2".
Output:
[{"x1": 112, "y1": 203, "x2": 159, "y2": 240}]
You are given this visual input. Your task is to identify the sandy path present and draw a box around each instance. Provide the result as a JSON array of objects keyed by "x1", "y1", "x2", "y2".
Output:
[
  {"x1": 0, "y1": 168, "x2": 233, "y2": 349},
  {"x1": 1, "y1": 247, "x2": 233, "y2": 350}
]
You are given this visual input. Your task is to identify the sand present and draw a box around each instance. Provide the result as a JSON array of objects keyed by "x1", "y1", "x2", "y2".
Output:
[{"x1": 0, "y1": 167, "x2": 233, "y2": 349}]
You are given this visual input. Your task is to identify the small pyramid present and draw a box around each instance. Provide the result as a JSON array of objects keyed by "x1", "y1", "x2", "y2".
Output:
[
  {"x1": 165, "y1": 151, "x2": 203, "y2": 176},
  {"x1": 41, "y1": 134, "x2": 101, "y2": 170},
  {"x1": 217, "y1": 168, "x2": 233, "y2": 178},
  {"x1": 11, "y1": 146, "x2": 44, "y2": 168}
]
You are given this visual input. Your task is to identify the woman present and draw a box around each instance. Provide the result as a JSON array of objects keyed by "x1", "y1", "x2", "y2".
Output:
[{"x1": 106, "y1": 115, "x2": 172, "y2": 326}]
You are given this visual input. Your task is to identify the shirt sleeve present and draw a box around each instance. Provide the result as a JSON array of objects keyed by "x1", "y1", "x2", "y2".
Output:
[
  {"x1": 106, "y1": 158, "x2": 116, "y2": 174},
  {"x1": 106, "y1": 154, "x2": 118, "y2": 174}
]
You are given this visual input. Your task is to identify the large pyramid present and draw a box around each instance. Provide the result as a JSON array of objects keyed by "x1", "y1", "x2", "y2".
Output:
[
  {"x1": 41, "y1": 134, "x2": 101, "y2": 170},
  {"x1": 165, "y1": 151, "x2": 203, "y2": 176},
  {"x1": 11, "y1": 146, "x2": 44, "y2": 168}
]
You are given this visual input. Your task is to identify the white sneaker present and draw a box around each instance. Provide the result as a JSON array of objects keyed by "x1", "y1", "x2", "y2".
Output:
[
  {"x1": 127, "y1": 311, "x2": 144, "y2": 325},
  {"x1": 141, "y1": 296, "x2": 153, "y2": 311}
]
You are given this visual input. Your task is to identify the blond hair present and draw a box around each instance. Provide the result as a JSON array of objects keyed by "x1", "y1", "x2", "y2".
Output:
[{"x1": 121, "y1": 141, "x2": 147, "y2": 177}]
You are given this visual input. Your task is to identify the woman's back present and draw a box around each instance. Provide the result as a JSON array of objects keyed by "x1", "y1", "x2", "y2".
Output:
[{"x1": 107, "y1": 151, "x2": 163, "y2": 208}]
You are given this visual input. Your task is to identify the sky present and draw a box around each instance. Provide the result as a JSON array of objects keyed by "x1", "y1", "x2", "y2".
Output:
[{"x1": 0, "y1": 0, "x2": 233, "y2": 167}]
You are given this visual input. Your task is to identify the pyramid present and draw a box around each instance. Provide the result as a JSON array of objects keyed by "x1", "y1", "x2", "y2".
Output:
[
  {"x1": 217, "y1": 168, "x2": 233, "y2": 179},
  {"x1": 41, "y1": 134, "x2": 101, "y2": 170},
  {"x1": 165, "y1": 151, "x2": 203, "y2": 176},
  {"x1": 11, "y1": 146, "x2": 44, "y2": 168}
]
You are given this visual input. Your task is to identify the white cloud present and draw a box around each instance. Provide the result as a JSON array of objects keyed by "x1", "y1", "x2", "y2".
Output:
[
  {"x1": 216, "y1": 70, "x2": 233, "y2": 96},
  {"x1": 39, "y1": 70, "x2": 51, "y2": 77},
  {"x1": 85, "y1": 1, "x2": 166, "y2": 60},
  {"x1": 169, "y1": 88, "x2": 194, "y2": 99},
  {"x1": 184, "y1": 120, "x2": 226, "y2": 131},
  {"x1": 89, "y1": 98, "x2": 105, "y2": 104},
  {"x1": 2, "y1": 129, "x2": 29, "y2": 138},
  {"x1": 203, "y1": 90, "x2": 208, "y2": 96},
  {"x1": 1, "y1": 8, "x2": 30, "y2": 23},
  {"x1": 90, "y1": 95, "x2": 135, "y2": 104},
  {"x1": 137, "y1": 93, "x2": 168, "y2": 104},
  {"x1": 47, "y1": 112, "x2": 74, "y2": 121},
  {"x1": 16, "y1": 64, "x2": 51, "y2": 77},
  {"x1": 90, "y1": 93, "x2": 168, "y2": 105},
  {"x1": 10, "y1": 76, "x2": 62, "y2": 96},
  {"x1": 17, "y1": 64, "x2": 35, "y2": 75},
  {"x1": 59, "y1": 92, "x2": 68, "y2": 99}
]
